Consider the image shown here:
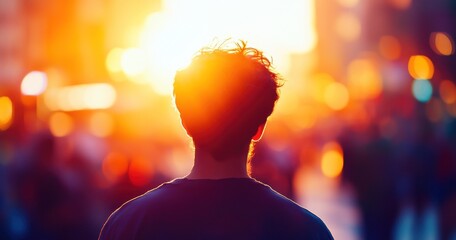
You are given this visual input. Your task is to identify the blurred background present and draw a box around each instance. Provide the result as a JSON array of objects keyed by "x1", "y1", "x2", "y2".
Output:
[{"x1": 0, "y1": 0, "x2": 455, "y2": 239}]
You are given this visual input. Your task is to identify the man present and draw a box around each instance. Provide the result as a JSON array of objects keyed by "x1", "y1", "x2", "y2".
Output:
[{"x1": 99, "y1": 41, "x2": 333, "y2": 239}]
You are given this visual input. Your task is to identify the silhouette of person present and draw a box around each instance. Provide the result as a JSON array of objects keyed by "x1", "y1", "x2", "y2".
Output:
[{"x1": 99, "y1": 41, "x2": 333, "y2": 240}]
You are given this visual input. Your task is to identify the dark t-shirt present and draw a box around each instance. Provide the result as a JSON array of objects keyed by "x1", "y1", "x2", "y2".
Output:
[{"x1": 99, "y1": 178, "x2": 333, "y2": 240}]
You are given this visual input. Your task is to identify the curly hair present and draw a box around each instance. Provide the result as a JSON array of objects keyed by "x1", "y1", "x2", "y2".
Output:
[{"x1": 173, "y1": 40, "x2": 282, "y2": 159}]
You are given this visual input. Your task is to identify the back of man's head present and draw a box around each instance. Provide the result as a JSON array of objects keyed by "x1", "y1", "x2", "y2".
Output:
[{"x1": 173, "y1": 41, "x2": 281, "y2": 159}]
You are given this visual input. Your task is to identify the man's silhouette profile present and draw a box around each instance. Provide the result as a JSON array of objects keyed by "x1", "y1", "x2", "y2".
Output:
[{"x1": 99, "y1": 41, "x2": 333, "y2": 239}]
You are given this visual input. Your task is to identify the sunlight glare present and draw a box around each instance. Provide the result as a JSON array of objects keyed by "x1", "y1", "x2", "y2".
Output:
[
  {"x1": 139, "y1": 0, "x2": 317, "y2": 95},
  {"x1": 121, "y1": 48, "x2": 147, "y2": 77}
]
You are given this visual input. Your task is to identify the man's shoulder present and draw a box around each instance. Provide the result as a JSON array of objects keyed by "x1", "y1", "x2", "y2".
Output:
[
  {"x1": 98, "y1": 179, "x2": 178, "y2": 240},
  {"x1": 110, "y1": 178, "x2": 181, "y2": 216},
  {"x1": 99, "y1": 178, "x2": 334, "y2": 240},
  {"x1": 248, "y1": 180, "x2": 333, "y2": 239}
]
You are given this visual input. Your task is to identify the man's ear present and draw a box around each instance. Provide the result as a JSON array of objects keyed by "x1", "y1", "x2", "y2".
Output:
[{"x1": 252, "y1": 123, "x2": 266, "y2": 142}]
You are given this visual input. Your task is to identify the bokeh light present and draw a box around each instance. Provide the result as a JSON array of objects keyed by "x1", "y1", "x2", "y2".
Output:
[
  {"x1": 379, "y1": 35, "x2": 401, "y2": 60},
  {"x1": 0, "y1": 96, "x2": 13, "y2": 131},
  {"x1": 290, "y1": 106, "x2": 317, "y2": 130},
  {"x1": 321, "y1": 141, "x2": 344, "y2": 178},
  {"x1": 337, "y1": 0, "x2": 359, "y2": 8},
  {"x1": 102, "y1": 152, "x2": 129, "y2": 183},
  {"x1": 447, "y1": 102, "x2": 456, "y2": 117},
  {"x1": 430, "y1": 32, "x2": 454, "y2": 56},
  {"x1": 129, "y1": 155, "x2": 155, "y2": 187},
  {"x1": 20, "y1": 71, "x2": 48, "y2": 96},
  {"x1": 45, "y1": 83, "x2": 116, "y2": 111},
  {"x1": 49, "y1": 112, "x2": 74, "y2": 137},
  {"x1": 324, "y1": 82, "x2": 350, "y2": 110},
  {"x1": 106, "y1": 48, "x2": 125, "y2": 73},
  {"x1": 412, "y1": 79, "x2": 433, "y2": 103},
  {"x1": 439, "y1": 79, "x2": 456, "y2": 104},
  {"x1": 408, "y1": 55, "x2": 434, "y2": 80},
  {"x1": 347, "y1": 58, "x2": 383, "y2": 100},
  {"x1": 88, "y1": 112, "x2": 115, "y2": 137},
  {"x1": 388, "y1": 0, "x2": 412, "y2": 10},
  {"x1": 121, "y1": 48, "x2": 147, "y2": 77},
  {"x1": 311, "y1": 73, "x2": 335, "y2": 103},
  {"x1": 425, "y1": 98, "x2": 443, "y2": 123},
  {"x1": 335, "y1": 13, "x2": 361, "y2": 42},
  {"x1": 83, "y1": 84, "x2": 117, "y2": 109},
  {"x1": 382, "y1": 63, "x2": 409, "y2": 93}
]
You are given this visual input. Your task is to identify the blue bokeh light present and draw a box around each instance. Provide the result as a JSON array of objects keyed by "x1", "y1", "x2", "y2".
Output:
[{"x1": 412, "y1": 79, "x2": 433, "y2": 103}]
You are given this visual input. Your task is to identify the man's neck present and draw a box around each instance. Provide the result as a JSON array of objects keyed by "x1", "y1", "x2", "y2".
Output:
[{"x1": 186, "y1": 148, "x2": 249, "y2": 179}]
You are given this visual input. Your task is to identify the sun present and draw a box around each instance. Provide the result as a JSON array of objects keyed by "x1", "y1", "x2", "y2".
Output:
[{"x1": 135, "y1": 0, "x2": 317, "y2": 95}]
